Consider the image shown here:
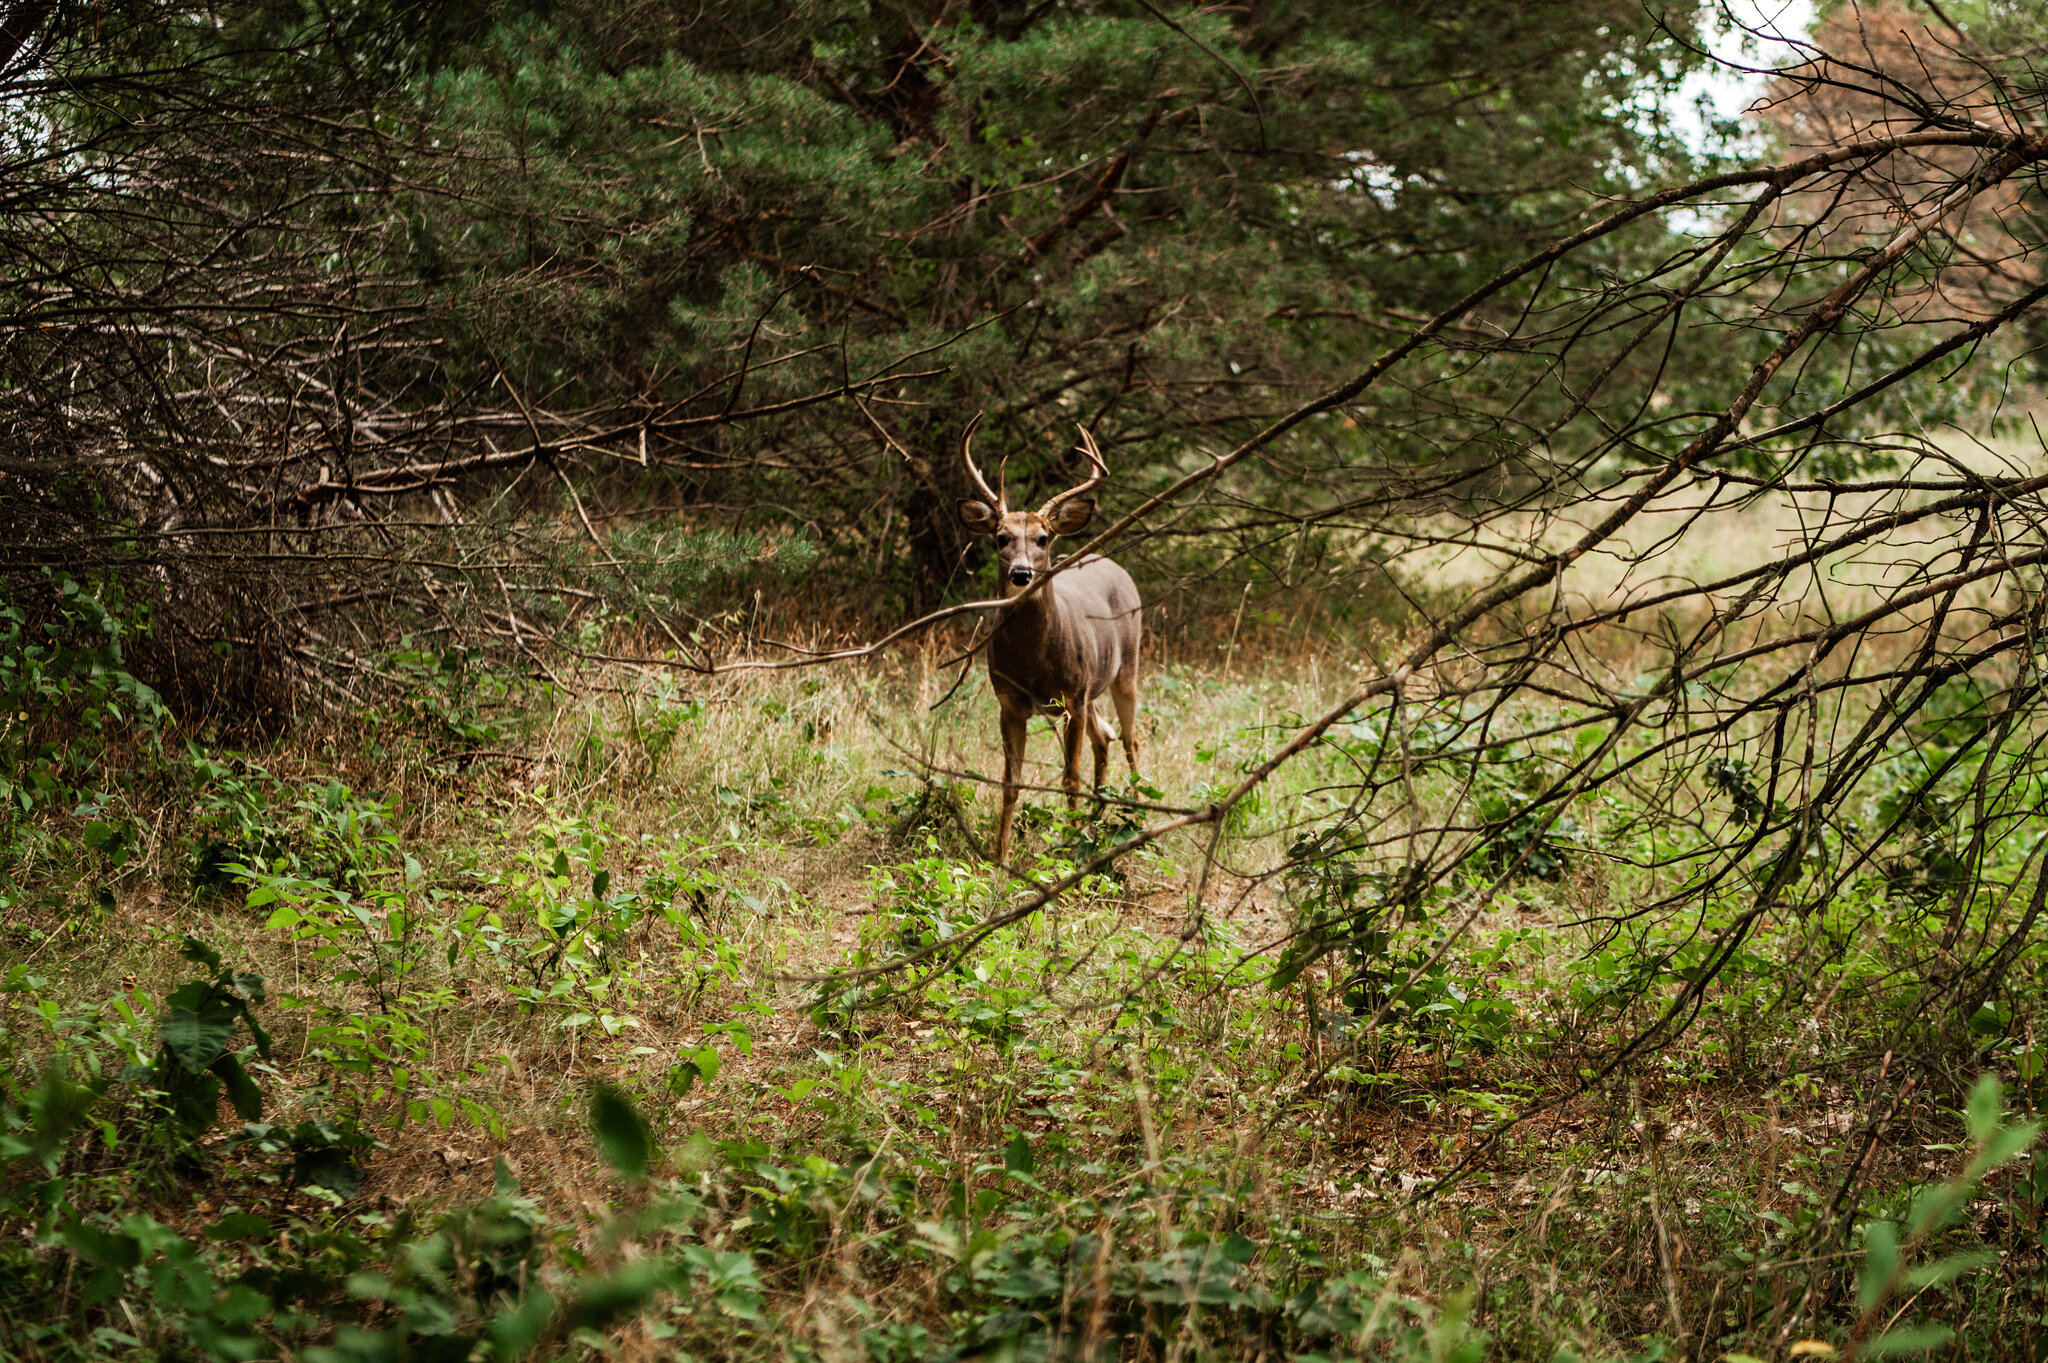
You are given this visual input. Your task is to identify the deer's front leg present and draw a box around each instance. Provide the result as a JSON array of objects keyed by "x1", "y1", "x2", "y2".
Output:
[
  {"x1": 995, "y1": 706, "x2": 1028, "y2": 863},
  {"x1": 1061, "y1": 701, "x2": 1088, "y2": 810}
]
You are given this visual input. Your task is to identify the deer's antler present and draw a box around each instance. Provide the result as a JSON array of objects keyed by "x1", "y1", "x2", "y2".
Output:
[
  {"x1": 960, "y1": 412, "x2": 1008, "y2": 511},
  {"x1": 1040, "y1": 424, "x2": 1108, "y2": 519}
]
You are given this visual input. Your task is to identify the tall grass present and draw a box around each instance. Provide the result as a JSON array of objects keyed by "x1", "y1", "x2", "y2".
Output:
[{"x1": 3, "y1": 560, "x2": 2046, "y2": 1359}]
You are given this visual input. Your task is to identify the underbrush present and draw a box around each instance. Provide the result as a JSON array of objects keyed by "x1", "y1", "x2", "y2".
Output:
[{"x1": 3, "y1": 580, "x2": 2047, "y2": 1361}]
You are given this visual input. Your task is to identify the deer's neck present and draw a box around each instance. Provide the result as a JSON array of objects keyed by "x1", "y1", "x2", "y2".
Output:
[{"x1": 998, "y1": 578, "x2": 1064, "y2": 641}]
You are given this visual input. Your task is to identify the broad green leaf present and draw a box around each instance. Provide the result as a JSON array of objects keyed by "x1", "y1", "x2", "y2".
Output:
[
  {"x1": 1862, "y1": 1323, "x2": 1955, "y2": 1357},
  {"x1": 296, "y1": 1147, "x2": 365, "y2": 1200},
  {"x1": 715, "y1": 1287, "x2": 765, "y2": 1321},
  {"x1": 1904, "y1": 1247, "x2": 1995, "y2": 1289},
  {"x1": 565, "y1": 1260, "x2": 665, "y2": 1331},
  {"x1": 589, "y1": 1083, "x2": 654, "y2": 1180},
  {"x1": 161, "y1": 997, "x2": 236, "y2": 1074},
  {"x1": 170, "y1": 1073, "x2": 222, "y2": 1132},
  {"x1": 1968, "y1": 1120, "x2": 2041, "y2": 1179},
  {"x1": 205, "y1": 1213, "x2": 271, "y2": 1241},
  {"x1": 1857, "y1": 1220, "x2": 1899, "y2": 1313},
  {"x1": 1004, "y1": 1130, "x2": 1034, "y2": 1175},
  {"x1": 209, "y1": 1055, "x2": 263, "y2": 1122},
  {"x1": 1906, "y1": 1181, "x2": 1968, "y2": 1237},
  {"x1": 1965, "y1": 1073, "x2": 2002, "y2": 1143},
  {"x1": 60, "y1": 1222, "x2": 141, "y2": 1268}
]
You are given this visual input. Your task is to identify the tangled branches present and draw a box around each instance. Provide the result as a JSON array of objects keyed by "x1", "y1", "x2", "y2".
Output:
[{"x1": 760, "y1": 7, "x2": 2048, "y2": 1214}]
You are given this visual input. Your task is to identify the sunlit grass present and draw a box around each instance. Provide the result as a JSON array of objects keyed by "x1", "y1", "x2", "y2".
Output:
[{"x1": 5, "y1": 618, "x2": 2044, "y2": 1360}]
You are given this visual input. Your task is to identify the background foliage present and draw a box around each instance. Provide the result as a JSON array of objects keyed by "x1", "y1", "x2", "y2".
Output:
[{"x1": 12, "y1": 0, "x2": 2048, "y2": 1359}]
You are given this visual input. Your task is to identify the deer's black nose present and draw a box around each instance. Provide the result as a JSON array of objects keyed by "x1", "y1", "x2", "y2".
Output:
[{"x1": 1008, "y1": 567, "x2": 1034, "y2": 587}]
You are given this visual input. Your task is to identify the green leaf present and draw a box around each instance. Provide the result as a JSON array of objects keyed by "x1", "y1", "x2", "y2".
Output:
[
  {"x1": 60, "y1": 1222, "x2": 141, "y2": 1268},
  {"x1": 242, "y1": 1009, "x2": 272, "y2": 1061},
  {"x1": 213, "y1": 1283, "x2": 268, "y2": 1329},
  {"x1": 1862, "y1": 1323, "x2": 1955, "y2": 1357},
  {"x1": 1267, "y1": 951, "x2": 1310, "y2": 990},
  {"x1": 180, "y1": 936, "x2": 223, "y2": 972},
  {"x1": 295, "y1": 1146, "x2": 365, "y2": 1200},
  {"x1": 565, "y1": 1260, "x2": 665, "y2": 1331},
  {"x1": 1906, "y1": 1180, "x2": 1968, "y2": 1238},
  {"x1": 205, "y1": 1213, "x2": 272, "y2": 1241},
  {"x1": 170, "y1": 1073, "x2": 222, "y2": 1132},
  {"x1": 1904, "y1": 1247, "x2": 1995, "y2": 1289},
  {"x1": 1003, "y1": 1131, "x2": 1035, "y2": 1175},
  {"x1": 715, "y1": 1286, "x2": 765, "y2": 1321},
  {"x1": 1965, "y1": 1073, "x2": 2003, "y2": 1144},
  {"x1": 83, "y1": 820, "x2": 130, "y2": 868},
  {"x1": 209, "y1": 1055, "x2": 263, "y2": 1122},
  {"x1": 1968, "y1": 1119, "x2": 2041, "y2": 1179},
  {"x1": 160, "y1": 994, "x2": 236, "y2": 1074},
  {"x1": 993, "y1": 1262, "x2": 1062, "y2": 1300},
  {"x1": 589, "y1": 1083, "x2": 654, "y2": 1180},
  {"x1": 487, "y1": 1289, "x2": 554, "y2": 1360},
  {"x1": 81, "y1": 1265, "x2": 125, "y2": 1306},
  {"x1": 1858, "y1": 1220, "x2": 1899, "y2": 1313}
]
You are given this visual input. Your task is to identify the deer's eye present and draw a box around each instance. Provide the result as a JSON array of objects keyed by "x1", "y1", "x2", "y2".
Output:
[
  {"x1": 996, "y1": 534, "x2": 1011, "y2": 547},
  {"x1": 1036, "y1": 535, "x2": 1049, "y2": 546}
]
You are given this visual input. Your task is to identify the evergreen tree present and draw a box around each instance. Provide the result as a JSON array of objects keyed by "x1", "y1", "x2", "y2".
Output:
[{"x1": 418, "y1": 0, "x2": 1717, "y2": 607}]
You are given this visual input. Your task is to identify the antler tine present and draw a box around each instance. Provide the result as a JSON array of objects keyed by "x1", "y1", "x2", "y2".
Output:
[
  {"x1": 959, "y1": 412, "x2": 1004, "y2": 510},
  {"x1": 1076, "y1": 424, "x2": 1108, "y2": 479},
  {"x1": 1040, "y1": 424, "x2": 1109, "y2": 518}
]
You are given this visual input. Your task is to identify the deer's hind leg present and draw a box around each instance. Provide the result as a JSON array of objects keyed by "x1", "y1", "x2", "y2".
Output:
[
  {"x1": 1087, "y1": 698, "x2": 1113, "y2": 801},
  {"x1": 1108, "y1": 664, "x2": 1141, "y2": 780}
]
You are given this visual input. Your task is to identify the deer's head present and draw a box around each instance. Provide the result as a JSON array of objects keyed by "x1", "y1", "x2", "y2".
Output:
[{"x1": 955, "y1": 416, "x2": 1107, "y2": 594}]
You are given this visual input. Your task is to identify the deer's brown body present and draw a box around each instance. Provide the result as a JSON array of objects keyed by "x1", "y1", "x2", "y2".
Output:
[{"x1": 956, "y1": 417, "x2": 1142, "y2": 861}]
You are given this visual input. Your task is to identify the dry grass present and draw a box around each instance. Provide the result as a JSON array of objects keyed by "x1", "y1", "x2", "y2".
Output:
[
  {"x1": 1407, "y1": 431, "x2": 2046, "y2": 621},
  {"x1": 9, "y1": 476, "x2": 2044, "y2": 1357}
]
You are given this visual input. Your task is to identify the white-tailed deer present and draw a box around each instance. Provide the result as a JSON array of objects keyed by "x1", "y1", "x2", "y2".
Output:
[{"x1": 955, "y1": 415, "x2": 1142, "y2": 861}]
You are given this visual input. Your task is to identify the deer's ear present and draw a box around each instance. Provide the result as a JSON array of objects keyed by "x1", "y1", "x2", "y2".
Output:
[
  {"x1": 956, "y1": 499, "x2": 1000, "y2": 533},
  {"x1": 1044, "y1": 497, "x2": 1095, "y2": 536}
]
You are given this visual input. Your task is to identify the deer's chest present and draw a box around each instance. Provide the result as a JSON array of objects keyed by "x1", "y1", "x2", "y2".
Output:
[{"x1": 986, "y1": 619, "x2": 1098, "y2": 715}]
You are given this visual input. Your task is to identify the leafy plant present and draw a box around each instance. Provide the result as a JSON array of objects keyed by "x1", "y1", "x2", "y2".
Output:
[
  {"x1": 1839, "y1": 1075, "x2": 2040, "y2": 1361},
  {"x1": 142, "y1": 937, "x2": 272, "y2": 1136},
  {"x1": 0, "y1": 575, "x2": 167, "y2": 890}
]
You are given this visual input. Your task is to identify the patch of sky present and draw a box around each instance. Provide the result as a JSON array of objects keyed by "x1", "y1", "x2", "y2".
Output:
[
  {"x1": 1670, "y1": 0, "x2": 1819, "y2": 157},
  {"x1": 1327, "y1": 4, "x2": 1818, "y2": 224},
  {"x1": 1663, "y1": 0, "x2": 1819, "y2": 234}
]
